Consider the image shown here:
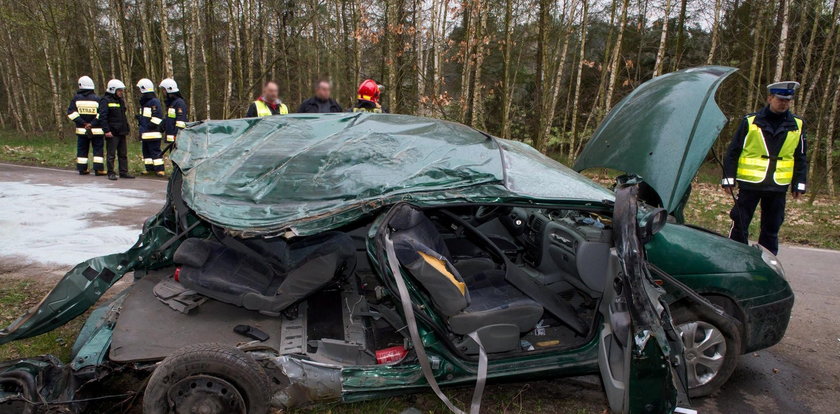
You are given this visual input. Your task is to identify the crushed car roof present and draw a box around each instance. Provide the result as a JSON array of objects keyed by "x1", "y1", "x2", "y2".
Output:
[{"x1": 171, "y1": 113, "x2": 613, "y2": 236}]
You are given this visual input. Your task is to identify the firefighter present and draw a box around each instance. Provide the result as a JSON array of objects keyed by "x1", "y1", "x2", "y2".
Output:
[
  {"x1": 96, "y1": 79, "x2": 134, "y2": 180},
  {"x1": 136, "y1": 78, "x2": 165, "y2": 176},
  {"x1": 67, "y1": 76, "x2": 105, "y2": 175},
  {"x1": 722, "y1": 81, "x2": 807, "y2": 255},
  {"x1": 159, "y1": 78, "x2": 188, "y2": 145},
  {"x1": 246, "y1": 81, "x2": 288, "y2": 117},
  {"x1": 352, "y1": 79, "x2": 384, "y2": 113}
]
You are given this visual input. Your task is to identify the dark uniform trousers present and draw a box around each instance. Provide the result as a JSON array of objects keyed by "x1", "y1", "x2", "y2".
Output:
[
  {"x1": 729, "y1": 190, "x2": 786, "y2": 255},
  {"x1": 76, "y1": 133, "x2": 105, "y2": 172},
  {"x1": 105, "y1": 135, "x2": 129, "y2": 174}
]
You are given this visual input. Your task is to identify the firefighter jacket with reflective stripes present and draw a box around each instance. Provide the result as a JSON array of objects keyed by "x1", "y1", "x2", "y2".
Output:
[
  {"x1": 163, "y1": 94, "x2": 188, "y2": 142},
  {"x1": 723, "y1": 106, "x2": 807, "y2": 193},
  {"x1": 67, "y1": 90, "x2": 104, "y2": 135},
  {"x1": 96, "y1": 93, "x2": 130, "y2": 135},
  {"x1": 137, "y1": 92, "x2": 164, "y2": 140}
]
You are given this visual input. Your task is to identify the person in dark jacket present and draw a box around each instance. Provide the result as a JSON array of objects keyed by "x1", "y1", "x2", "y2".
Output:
[
  {"x1": 297, "y1": 80, "x2": 343, "y2": 113},
  {"x1": 722, "y1": 81, "x2": 807, "y2": 255},
  {"x1": 96, "y1": 79, "x2": 134, "y2": 180},
  {"x1": 159, "y1": 78, "x2": 188, "y2": 145},
  {"x1": 66, "y1": 76, "x2": 105, "y2": 175},
  {"x1": 246, "y1": 81, "x2": 288, "y2": 117},
  {"x1": 135, "y1": 78, "x2": 165, "y2": 176}
]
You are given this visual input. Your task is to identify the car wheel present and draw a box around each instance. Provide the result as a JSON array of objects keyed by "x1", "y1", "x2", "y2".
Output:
[
  {"x1": 143, "y1": 343, "x2": 271, "y2": 414},
  {"x1": 671, "y1": 307, "x2": 740, "y2": 398}
]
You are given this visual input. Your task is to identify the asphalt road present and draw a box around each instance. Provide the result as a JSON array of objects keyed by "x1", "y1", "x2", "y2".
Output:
[{"x1": 0, "y1": 163, "x2": 837, "y2": 413}]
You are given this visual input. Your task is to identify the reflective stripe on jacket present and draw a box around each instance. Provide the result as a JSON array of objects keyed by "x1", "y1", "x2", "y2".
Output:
[
  {"x1": 67, "y1": 90, "x2": 101, "y2": 129},
  {"x1": 138, "y1": 93, "x2": 163, "y2": 140},
  {"x1": 736, "y1": 115, "x2": 803, "y2": 185},
  {"x1": 164, "y1": 95, "x2": 189, "y2": 142}
]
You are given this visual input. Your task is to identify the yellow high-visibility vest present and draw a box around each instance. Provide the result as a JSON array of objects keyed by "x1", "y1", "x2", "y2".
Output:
[
  {"x1": 736, "y1": 115, "x2": 802, "y2": 185},
  {"x1": 254, "y1": 100, "x2": 288, "y2": 117}
]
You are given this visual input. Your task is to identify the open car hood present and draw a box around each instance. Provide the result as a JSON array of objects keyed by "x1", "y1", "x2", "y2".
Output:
[{"x1": 574, "y1": 66, "x2": 736, "y2": 213}]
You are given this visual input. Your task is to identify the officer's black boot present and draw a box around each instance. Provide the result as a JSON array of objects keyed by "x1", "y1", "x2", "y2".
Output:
[
  {"x1": 108, "y1": 172, "x2": 118, "y2": 181},
  {"x1": 120, "y1": 173, "x2": 135, "y2": 179}
]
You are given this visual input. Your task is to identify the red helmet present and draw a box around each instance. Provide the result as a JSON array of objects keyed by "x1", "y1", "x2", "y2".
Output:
[{"x1": 357, "y1": 79, "x2": 381, "y2": 104}]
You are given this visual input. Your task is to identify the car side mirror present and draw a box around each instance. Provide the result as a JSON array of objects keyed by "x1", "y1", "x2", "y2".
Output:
[{"x1": 638, "y1": 207, "x2": 668, "y2": 244}]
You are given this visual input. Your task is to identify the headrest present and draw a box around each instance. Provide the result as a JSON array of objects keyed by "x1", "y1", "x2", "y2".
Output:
[{"x1": 389, "y1": 206, "x2": 428, "y2": 231}]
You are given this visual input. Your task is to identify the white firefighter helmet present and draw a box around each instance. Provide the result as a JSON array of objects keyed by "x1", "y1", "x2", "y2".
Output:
[
  {"x1": 159, "y1": 78, "x2": 179, "y2": 93},
  {"x1": 136, "y1": 78, "x2": 155, "y2": 93},
  {"x1": 106, "y1": 79, "x2": 126, "y2": 94},
  {"x1": 78, "y1": 76, "x2": 95, "y2": 90}
]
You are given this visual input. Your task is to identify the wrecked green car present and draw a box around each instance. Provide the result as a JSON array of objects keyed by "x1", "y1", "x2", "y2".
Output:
[{"x1": 0, "y1": 66, "x2": 792, "y2": 414}]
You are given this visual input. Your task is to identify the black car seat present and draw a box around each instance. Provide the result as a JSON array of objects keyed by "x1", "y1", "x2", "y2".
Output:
[
  {"x1": 389, "y1": 207, "x2": 543, "y2": 353},
  {"x1": 173, "y1": 231, "x2": 356, "y2": 315}
]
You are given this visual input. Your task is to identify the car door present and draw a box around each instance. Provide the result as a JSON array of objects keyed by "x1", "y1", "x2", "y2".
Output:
[{"x1": 599, "y1": 178, "x2": 692, "y2": 414}]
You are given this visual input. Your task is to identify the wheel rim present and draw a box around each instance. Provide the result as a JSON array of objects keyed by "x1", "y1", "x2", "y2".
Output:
[
  {"x1": 167, "y1": 374, "x2": 246, "y2": 414},
  {"x1": 677, "y1": 320, "x2": 727, "y2": 388}
]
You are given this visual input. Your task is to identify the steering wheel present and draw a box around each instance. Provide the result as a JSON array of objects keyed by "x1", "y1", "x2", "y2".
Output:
[{"x1": 474, "y1": 205, "x2": 509, "y2": 222}]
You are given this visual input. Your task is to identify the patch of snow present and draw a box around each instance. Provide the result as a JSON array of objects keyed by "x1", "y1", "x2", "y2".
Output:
[{"x1": 0, "y1": 180, "x2": 152, "y2": 266}]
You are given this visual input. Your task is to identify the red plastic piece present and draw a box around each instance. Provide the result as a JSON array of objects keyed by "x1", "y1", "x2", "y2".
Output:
[
  {"x1": 173, "y1": 267, "x2": 181, "y2": 282},
  {"x1": 375, "y1": 345, "x2": 407, "y2": 364}
]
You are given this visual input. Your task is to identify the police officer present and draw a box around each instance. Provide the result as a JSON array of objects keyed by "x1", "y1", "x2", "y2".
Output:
[
  {"x1": 136, "y1": 78, "x2": 165, "y2": 176},
  {"x1": 96, "y1": 79, "x2": 134, "y2": 181},
  {"x1": 246, "y1": 81, "x2": 288, "y2": 117},
  {"x1": 66, "y1": 76, "x2": 105, "y2": 175},
  {"x1": 722, "y1": 81, "x2": 807, "y2": 255},
  {"x1": 352, "y1": 79, "x2": 384, "y2": 113},
  {"x1": 159, "y1": 78, "x2": 188, "y2": 145}
]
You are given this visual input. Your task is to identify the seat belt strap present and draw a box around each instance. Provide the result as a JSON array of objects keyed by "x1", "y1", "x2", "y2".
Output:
[{"x1": 385, "y1": 235, "x2": 487, "y2": 414}]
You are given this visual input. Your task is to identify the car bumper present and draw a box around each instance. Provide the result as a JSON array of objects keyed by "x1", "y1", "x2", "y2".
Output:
[{"x1": 741, "y1": 290, "x2": 794, "y2": 353}]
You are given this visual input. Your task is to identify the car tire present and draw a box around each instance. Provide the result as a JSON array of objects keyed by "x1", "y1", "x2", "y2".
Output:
[
  {"x1": 670, "y1": 306, "x2": 740, "y2": 398},
  {"x1": 142, "y1": 343, "x2": 271, "y2": 414}
]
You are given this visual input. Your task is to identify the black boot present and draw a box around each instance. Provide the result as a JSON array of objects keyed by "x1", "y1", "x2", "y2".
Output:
[
  {"x1": 119, "y1": 173, "x2": 135, "y2": 179},
  {"x1": 108, "y1": 172, "x2": 118, "y2": 181}
]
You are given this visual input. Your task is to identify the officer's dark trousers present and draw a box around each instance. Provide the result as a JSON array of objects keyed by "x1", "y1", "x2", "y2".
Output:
[
  {"x1": 76, "y1": 134, "x2": 105, "y2": 172},
  {"x1": 141, "y1": 139, "x2": 164, "y2": 172},
  {"x1": 105, "y1": 135, "x2": 128, "y2": 174},
  {"x1": 728, "y1": 189, "x2": 786, "y2": 255}
]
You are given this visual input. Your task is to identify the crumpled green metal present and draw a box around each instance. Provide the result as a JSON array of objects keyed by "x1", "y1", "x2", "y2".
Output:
[
  {"x1": 0, "y1": 219, "x2": 179, "y2": 345},
  {"x1": 171, "y1": 112, "x2": 613, "y2": 237}
]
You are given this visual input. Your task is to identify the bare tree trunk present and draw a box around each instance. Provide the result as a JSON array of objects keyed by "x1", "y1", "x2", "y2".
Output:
[
  {"x1": 187, "y1": 0, "x2": 200, "y2": 117},
  {"x1": 469, "y1": 0, "x2": 488, "y2": 129},
  {"x1": 672, "y1": 0, "x2": 688, "y2": 69},
  {"x1": 569, "y1": 0, "x2": 589, "y2": 157},
  {"x1": 706, "y1": 0, "x2": 722, "y2": 64},
  {"x1": 745, "y1": 3, "x2": 768, "y2": 113},
  {"x1": 540, "y1": 0, "x2": 577, "y2": 150},
  {"x1": 824, "y1": 73, "x2": 839, "y2": 197},
  {"x1": 533, "y1": 0, "x2": 550, "y2": 147},
  {"x1": 139, "y1": 0, "x2": 158, "y2": 81},
  {"x1": 499, "y1": 0, "x2": 514, "y2": 137},
  {"x1": 773, "y1": 0, "x2": 790, "y2": 82},
  {"x1": 605, "y1": 0, "x2": 629, "y2": 112},
  {"x1": 159, "y1": 0, "x2": 173, "y2": 76},
  {"x1": 653, "y1": 0, "x2": 672, "y2": 77}
]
